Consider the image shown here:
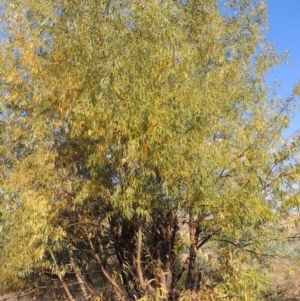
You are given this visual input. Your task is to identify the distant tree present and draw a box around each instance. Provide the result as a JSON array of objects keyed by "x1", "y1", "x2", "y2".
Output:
[{"x1": 1, "y1": 0, "x2": 300, "y2": 300}]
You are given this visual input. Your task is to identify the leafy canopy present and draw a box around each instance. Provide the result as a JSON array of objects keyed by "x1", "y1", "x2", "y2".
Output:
[{"x1": 0, "y1": 0, "x2": 300, "y2": 300}]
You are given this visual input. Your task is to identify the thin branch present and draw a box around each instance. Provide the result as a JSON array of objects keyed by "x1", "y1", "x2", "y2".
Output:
[
  {"x1": 136, "y1": 224, "x2": 146, "y2": 291},
  {"x1": 48, "y1": 249, "x2": 75, "y2": 301},
  {"x1": 197, "y1": 234, "x2": 213, "y2": 249},
  {"x1": 216, "y1": 239, "x2": 277, "y2": 258}
]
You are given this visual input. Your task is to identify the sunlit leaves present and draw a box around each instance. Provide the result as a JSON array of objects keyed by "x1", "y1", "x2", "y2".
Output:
[{"x1": 0, "y1": 0, "x2": 299, "y2": 299}]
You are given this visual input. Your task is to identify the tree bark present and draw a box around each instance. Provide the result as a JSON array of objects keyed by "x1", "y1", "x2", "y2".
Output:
[{"x1": 185, "y1": 217, "x2": 197, "y2": 291}]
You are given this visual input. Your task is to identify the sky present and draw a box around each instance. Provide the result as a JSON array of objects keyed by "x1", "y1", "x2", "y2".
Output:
[{"x1": 266, "y1": 1, "x2": 300, "y2": 137}]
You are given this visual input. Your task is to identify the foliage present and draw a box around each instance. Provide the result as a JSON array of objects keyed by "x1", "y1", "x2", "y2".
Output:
[{"x1": 0, "y1": 0, "x2": 300, "y2": 300}]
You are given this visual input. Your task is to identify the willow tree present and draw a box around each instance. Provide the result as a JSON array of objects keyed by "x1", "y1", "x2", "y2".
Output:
[{"x1": 0, "y1": 0, "x2": 300, "y2": 300}]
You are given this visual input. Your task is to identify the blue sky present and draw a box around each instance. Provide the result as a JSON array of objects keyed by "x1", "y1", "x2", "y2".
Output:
[{"x1": 266, "y1": 1, "x2": 300, "y2": 137}]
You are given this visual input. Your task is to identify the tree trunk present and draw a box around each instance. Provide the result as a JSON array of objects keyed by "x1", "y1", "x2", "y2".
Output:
[{"x1": 185, "y1": 243, "x2": 197, "y2": 291}]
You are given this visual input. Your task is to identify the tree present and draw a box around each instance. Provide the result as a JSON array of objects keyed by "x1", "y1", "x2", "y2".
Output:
[{"x1": 0, "y1": 0, "x2": 300, "y2": 300}]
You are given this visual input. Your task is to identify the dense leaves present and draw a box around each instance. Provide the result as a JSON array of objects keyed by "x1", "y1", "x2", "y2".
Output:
[{"x1": 0, "y1": 0, "x2": 300, "y2": 300}]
